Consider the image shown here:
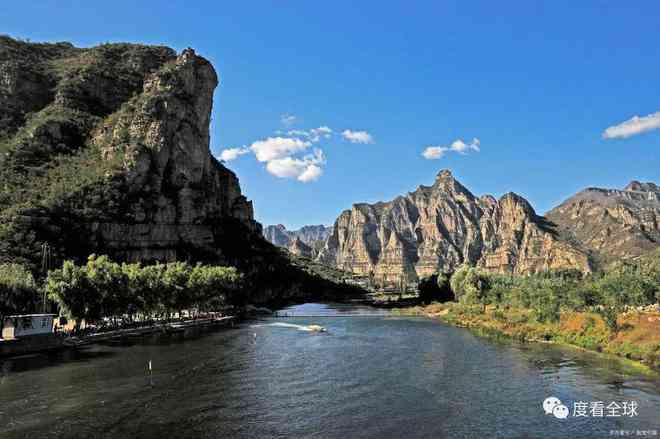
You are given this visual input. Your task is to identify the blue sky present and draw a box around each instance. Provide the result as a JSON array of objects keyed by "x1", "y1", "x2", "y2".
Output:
[{"x1": 3, "y1": 1, "x2": 659, "y2": 229}]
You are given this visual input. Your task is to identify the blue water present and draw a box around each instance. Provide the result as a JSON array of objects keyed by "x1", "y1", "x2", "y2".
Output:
[{"x1": 0, "y1": 303, "x2": 658, "y2": 438}]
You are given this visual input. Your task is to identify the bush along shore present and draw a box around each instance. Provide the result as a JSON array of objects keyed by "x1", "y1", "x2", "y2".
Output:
[{"x1": 395, "y1": 250, "x2": 660, "y2": 371}]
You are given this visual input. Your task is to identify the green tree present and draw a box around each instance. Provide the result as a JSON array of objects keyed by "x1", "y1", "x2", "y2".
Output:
[
  {"x1": 532, "y1": 281, "x2": 561, "y2": 323},
  {"x1": 450, "y1": 265, "x2": 487, "y2": 305},
  {"x1": 162, "y1": 262, "x2": 192, "y2": 317},
  {"x1": 84, "y1": 255, "x2": 128, "y2": 322},
  {"x1": 46, "y1": 260, "x2": 98, "y2": 330},
  {"x1": 418, "y1": 272, "x2": 453, "y2": 304},
  {"x1": 0, "y1": 263, "x2": 40, "y2": 332}
]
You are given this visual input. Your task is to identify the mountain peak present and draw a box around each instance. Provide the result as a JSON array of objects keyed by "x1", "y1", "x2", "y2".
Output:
[
  {"x1": 436, "y1": 169, "x2": 454, "y2": 180},
  {"x1": 431, "y1": 169, "x2": 475, "y2": 200},
  {"x1": 624, "y1": 181, "x2": 659, "y2": 193}
]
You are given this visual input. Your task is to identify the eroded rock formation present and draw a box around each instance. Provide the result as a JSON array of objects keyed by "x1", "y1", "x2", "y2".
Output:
[
  {"x1": 545, "y1": 181, "x2": 659, "y2": 266},
  {"x1": 317, "y1": 170, "x2": 591, "y2": 286},
  {"x1": 263, "y1": 224, "x2": 332, "y2": 258},
  {"x1": 0, "y1": 37, "x2": 259, "y2": 266},
  {"x1": 89, "y1": 48, "x2": 260, "y2": 261}
]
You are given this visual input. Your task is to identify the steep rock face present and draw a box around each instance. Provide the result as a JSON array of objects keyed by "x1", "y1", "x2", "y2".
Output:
[
  {"x1": 317, "y1": 170, "x2": 590, "y2": 286},
  {"x1": 0, "y1": 37, "x2": 259, "y2": 266},
  {"x1": 545, "y1": 181, "x2": 660, "y2": 265},
  {"x1": 263, "y1": 224, "x2": 291, "y2": 247},
  {"x1": 287, "y1": 237, "x2": 314, "y2": 258},
  {"x1": 89, "y1": 48, "x2": 259, "y2": 261},
  {"x1": 263, "y1": 224, "x2": 332, "y2": 257}
]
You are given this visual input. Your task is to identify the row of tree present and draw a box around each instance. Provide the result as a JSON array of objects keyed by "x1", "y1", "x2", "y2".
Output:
[
  {"x1": 45, "y1": 255, "x2": 241, "y2": 329},
  {"x1": 418, "y1": 251, "x2": 660, "y2": 331}
]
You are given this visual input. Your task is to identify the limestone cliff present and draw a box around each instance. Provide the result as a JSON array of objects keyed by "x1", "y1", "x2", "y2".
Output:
[
  {"x1": 0, "y1": 37, "x2": 259, "y2": 268},
  {"x1": 317, "y1": 170, "x2": 590, "y2": 286},
  {"x1": 263, "y1": 224, "x2": 332, "y2": 258},
  {"x1": 545, "y1": 181, "x2": 659, "y2": 266},
  {"x1": 287, "y1": 237, "x2": 314, "y2": 259}
]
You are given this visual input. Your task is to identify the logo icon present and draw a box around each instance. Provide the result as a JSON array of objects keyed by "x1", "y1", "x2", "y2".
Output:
[
  {"x1": 543, "y1": 397, "x2": 561, "y2": 414},
  {"x1": 543, "y1": 397, "x2": 569, "y2": 419},
  {"x1": 552, "y1": 404, "x2": 569, "y2": 419}
]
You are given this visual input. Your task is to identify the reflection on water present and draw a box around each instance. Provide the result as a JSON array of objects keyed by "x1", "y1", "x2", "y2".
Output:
[{"x1": 0, "y1": 303, "x2": 658, "y2": 438}]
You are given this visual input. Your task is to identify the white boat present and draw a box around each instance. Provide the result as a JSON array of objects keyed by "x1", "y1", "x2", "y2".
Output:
[{"x1": 306, "y1": 325, "x2": 326, "y2": 332}]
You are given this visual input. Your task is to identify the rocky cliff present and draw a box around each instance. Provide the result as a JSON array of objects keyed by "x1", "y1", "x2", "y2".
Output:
[
  {"x1": 0, "y1": 37, "x2": 259, "y2": 268},
  {"x1": 545, "y1": 181, "x2": 659, "y2": 266},
  {"x1": 263, "y1": 224, "x2": 332, "y2": 257},
  {"x1": 317, "y1": 170, "x2": 591, "y2": 286}
]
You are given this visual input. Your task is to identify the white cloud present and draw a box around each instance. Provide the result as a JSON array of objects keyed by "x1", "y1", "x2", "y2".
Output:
[
  {"x1": 280, "y1": 113, "x2": 297, "y2": 126},
  {"x1": 287, "y1": 129, "x2": 309, "y2": 137},
  {"x1": 287, "y1": 126, "x2": 333, "y2": 143},
  {"x1": 249, "y1": 137, "x2": 311, "y2": 162},
  {"x1": 422, "y1": 138, "x2": 480, "y2": 160},
  {"x1": 342, "y1": 129, "x2": 374, "y2": 144},
  {"x1": 602, "y1": 111, "x2": 660, "y2": 139},
  {"x1": 313, "y1": 126, "x2": 333, "y2": 136},
  {"x1": 298, "y1": 164, "x2": 323, "y2": 182},
  {"x1": 310, "y1": 126, "x2": 333, "y2": 142},
  {"x1": 422, "y1": 146, "x2": 449, "y2": 159},
  {"x1": 449, "y1": 138, "x2": 480, "y2": 154},
  {"x1": 218, "y1": 146, "x2": 249, "y2": 162},
  {"x1": 265, "y1": 157, "x2": 309, "y2": 178},
  {"x1": 228, "y1": 121, "x2": 373, "y2": 184},
  {"x1": 265, "y1": 149, "x2": 326, "y2": 182}
]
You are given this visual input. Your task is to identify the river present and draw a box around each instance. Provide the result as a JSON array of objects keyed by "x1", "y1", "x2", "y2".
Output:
[{"x1": 0, "y1": 303, "x2": 658, "y2": 438}]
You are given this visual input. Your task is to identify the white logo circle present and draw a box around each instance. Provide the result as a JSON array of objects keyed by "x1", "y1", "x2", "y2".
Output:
[
  {"x1": 552, "y1": 404, "x2": 569, "y2": 419},
  {"x1": 543, "y1": 396, "x2": 562, "y2": 415}
]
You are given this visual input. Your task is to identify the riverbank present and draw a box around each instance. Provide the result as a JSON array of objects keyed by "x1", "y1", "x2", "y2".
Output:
[
  {"x1": 393, "y1": 302, "x2": 660, "y2": 371},
  {"x1": 0, "y1": 315, "x2": 237, "y2": 358}
]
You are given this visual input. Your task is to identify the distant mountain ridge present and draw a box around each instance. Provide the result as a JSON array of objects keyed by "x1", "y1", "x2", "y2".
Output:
[
  {"x1": 263, "y1": 224, "x2": 332, "y2": 257},
  {"x1": 313, "y1": 170, "x2": 591, "y2": 287},
  {"x1": 545, "y1": 180, "x2": 659, "y2": 266}
]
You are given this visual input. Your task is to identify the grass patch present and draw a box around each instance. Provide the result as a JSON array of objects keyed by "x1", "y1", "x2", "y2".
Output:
[{"x1": 402, "y1": 302, "x2": 660, "y2": 371}]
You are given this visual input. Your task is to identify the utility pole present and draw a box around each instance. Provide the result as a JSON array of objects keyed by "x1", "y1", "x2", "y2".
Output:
[{"x1": 41, "y1": 242, "x2": 51, "y2": 313}]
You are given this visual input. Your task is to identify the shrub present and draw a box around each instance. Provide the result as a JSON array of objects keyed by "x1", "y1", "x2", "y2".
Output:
[
  {"x1": 418, "y1": 272, "x2": 453, "y2": 304},
  {"x1": 532, "y1": 283, "x2": 561, "y2": 323},
  {"x1": 0, "y1": 263, "x2": 40, "y2": 322},
  {"x1": 450, "y1": 265, "x2": 488, "y2": 305}
]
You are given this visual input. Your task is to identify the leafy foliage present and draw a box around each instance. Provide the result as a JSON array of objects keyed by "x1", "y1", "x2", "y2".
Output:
[
  {"x1": 418, "y1": 272, "x2": 453, "y2": 304},
  {"x1": 0, "y1": 36, "x2": 175, "y2": 270},
  {"x1": 0, "y1": 263, "x2": 40, "y2": 320},
  {"x1": 441, "y1": 252, "x2": 660, "y2": 327},
  {"x1": 46, "y1": 255, "x2": 240, "y2": 327},
  {"x1": 450, "y1": 265, "x2": 488, "y2": 305}
]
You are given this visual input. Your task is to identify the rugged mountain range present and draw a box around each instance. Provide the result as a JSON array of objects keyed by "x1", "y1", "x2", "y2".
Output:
[
  {"x1": 316, "y1": 170, "x2": 591, "y2": 286},
  {"x1": 263, "y1": 224, "x2": 332, "y2": 257},
  {"x1": 545, "y1": 180, "x2": 659, "y2": 266}
]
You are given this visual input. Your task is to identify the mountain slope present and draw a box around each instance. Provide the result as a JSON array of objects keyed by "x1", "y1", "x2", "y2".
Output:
[
  {"x1": 317, "y1": 170, "x2": 590, "y2": 287},
  {"x1": 545, "y1": 181, "x2": 660, "y2": 266},
  {"x1": 0, "y1": 36, "x2": 371, "y2": 305},
  {"x1": 0, "y1": 37, "x2": 259, "y2": 270}
]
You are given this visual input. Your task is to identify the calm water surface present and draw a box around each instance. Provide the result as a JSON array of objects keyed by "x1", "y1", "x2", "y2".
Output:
[{"x1": 0, "y1": 303, "x2": 659, "y2": 438}]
